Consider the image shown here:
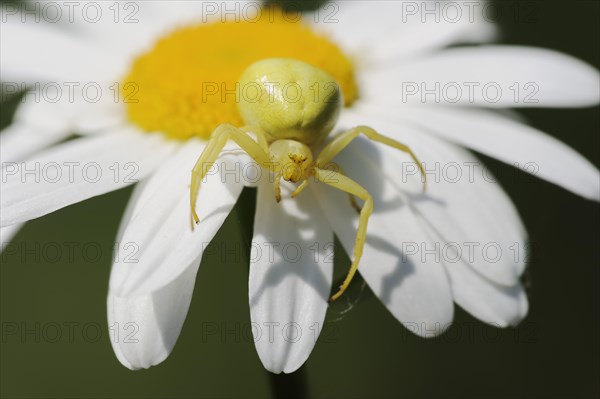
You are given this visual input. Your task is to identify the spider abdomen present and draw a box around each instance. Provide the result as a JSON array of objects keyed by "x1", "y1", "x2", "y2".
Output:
[{"x1": 238, "y1": 58, "x2": 342, "y2": 145}]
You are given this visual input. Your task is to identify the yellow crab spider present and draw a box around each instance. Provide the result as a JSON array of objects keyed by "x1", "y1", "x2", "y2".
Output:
[{"x1": 190, "y1": 58, "x2": 426, "y2": 302}]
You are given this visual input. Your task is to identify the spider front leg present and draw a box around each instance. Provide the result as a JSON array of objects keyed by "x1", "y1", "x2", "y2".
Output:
[
  {"x1": 190, "y1": 124, "x2": 271, "y2": 228},
  {"x1": 316, "y1": 125, "x2": 427, "y2": 191},
  {"x1": 240, "y1": 125, "x2": 270, "y2": 153},
  {"x1": 322, "y1": 163, "x2": 362, "y2": 213},
  {"x1": 273, "y1": 172, "x2": 310, "y2": 202},
  {"x1": 274, "y1": 172, "x2": 283, "y2": 202},
  {"x1": 314, "y1": 168, "x2": 373, "y2": 302},
  {"x1": 291, "y1": 179, "x2": 309, "y2": 198}
]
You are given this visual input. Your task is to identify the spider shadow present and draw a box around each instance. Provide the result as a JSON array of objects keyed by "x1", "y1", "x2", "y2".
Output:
[
  {"x1": 248, "y1": 178, "x2": 333, "y2": 306},
  {"x1": 248, "y1": 251, "x2": 332, "y2": 307},
  {"x1": 308, "y1": 136, "x2": 451, "y2": 303},
  {"x1": 365, "y1": 233, "x2": 417, "y2": 306}
]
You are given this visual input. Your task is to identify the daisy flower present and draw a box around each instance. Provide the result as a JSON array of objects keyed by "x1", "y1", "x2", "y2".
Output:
[{"x1": 1, "y1": 0, "x2": 599, "y2": 375}]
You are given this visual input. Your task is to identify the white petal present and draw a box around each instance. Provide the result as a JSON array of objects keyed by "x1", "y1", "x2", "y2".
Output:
[
  {"x1": 141, "y1": 1, "x2": 227, "y2": 30},
  {"x1": 11, "y1": 93, "x2": 74, "y2": 132},
  {"x1": 423, "y1": 215, "x2": 529, "y2": 327},
  {"x1": 1, "y1": 91, "x2": 125, "y2": 168},
  {"x1": 70, "y1": 91, "x2": 128, "y2": 135},
  {"x1": 312, "y1": 143, "x2": 455, "y2": 337},
  {"x1": 114, "y1": 176, "x2": 153, "y2": 242},
  {"x1": 418, "y1": 211, "x2": 528, "y2": 326},
  {"x1": 394, "y1": 106, "x2": 600, "y2": 201},
  {"x1": 108, "y1": 263, "x2": 197, "y2": 370},
  {"x1": 311, "y1": 1, "x2": 496, "y2": 66},
  {"x1": 363, "y1": 46, "x2": 600, "y2": 107},
  {"x1": 0, "y1": 123, "x2": 69, "y2": 163},
  {"x1": 69, "y1": 0, "x2": 244, "y2": 65},
  {"x1": 107, "y1": 167, "x2": 171, "y2": 371},
  {"x1": 0, "y1": 128, "x2": 175, "y2": 227},
  {"x1": 108, "y1": 140, "x2": 246, "y2": 369},
  {"x1": 338, "y1": 110, "x2": 528, "y2": 285},
  {"x1": 0, "y1": 14, "x2": 120, "y2": 83},
  {"x1": 58, "y1": 1, "x2": 165, "y2": 58},
  {"x1": 448, "y1": 259, "x2": 528, "y2": 327},
  {"x1": 3, "y1": 84, "x2": 126, "y2": 141},
  {"x1": 109, "y1": 139, "x2": 245, "y2": 296},
  {"x1": 1, "y1": 224, "x2": 23, "y2": 247},
  {"x1": 249, "y1": 178, "x2": 333, "y2": 373}
]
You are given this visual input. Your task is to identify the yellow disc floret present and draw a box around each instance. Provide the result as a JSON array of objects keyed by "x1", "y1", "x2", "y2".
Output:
[{"x1": 124, "y1": 8, "x2": 358, "y2": 140}]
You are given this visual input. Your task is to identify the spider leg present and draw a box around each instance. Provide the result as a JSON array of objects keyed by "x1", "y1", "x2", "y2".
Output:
[
  {"x1": 316, "y1": 125, "x2": 427, "y2": 191},
  {"x1": 190, "y1": 124, "x2": 272, "y2": 228},
  {"x1": 291, "y1": 179, "x2": 309, "y2": 198},
  {"x1": 240, "y1": 126, "x2": 270, "y2": 153},
  {"x1": 274, "y1": 172, "x2": 283, "y2": 202},
  {"x1": 322, "y1": 163, "x2": 362, "y2": 213},
  {"x1": 274, "y1": 176, "x2": 309, "y2": 202},
  {"x1": 314, "y1": 167, "x2": 373, "y2": 302}
]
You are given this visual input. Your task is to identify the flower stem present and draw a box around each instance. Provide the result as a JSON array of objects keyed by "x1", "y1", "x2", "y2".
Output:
[{"x1": 268, "y1": 366, "x2": 309, "y2": 399}]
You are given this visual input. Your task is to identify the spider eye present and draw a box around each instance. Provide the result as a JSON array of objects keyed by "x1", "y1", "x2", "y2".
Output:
[
  {"x1": 288, "y1": 153, "x2": 308, "y2": 164},
  {"x1": 237, "y1": 58, "x2": 342, "y2": 145}
]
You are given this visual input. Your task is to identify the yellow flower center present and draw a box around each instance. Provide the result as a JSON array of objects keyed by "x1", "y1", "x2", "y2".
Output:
[{"x1": 123, "y1": 8, "x2": 358, "y2": 140}]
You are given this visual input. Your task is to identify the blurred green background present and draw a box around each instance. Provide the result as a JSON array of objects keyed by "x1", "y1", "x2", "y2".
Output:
[{"x1": 1, "y1": 1, "x2": 599, "y2": 398}]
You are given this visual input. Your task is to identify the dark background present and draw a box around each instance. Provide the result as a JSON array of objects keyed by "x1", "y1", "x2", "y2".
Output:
[{"x1": 1, "y1": 1, "x2": 599, "y2": 398}]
